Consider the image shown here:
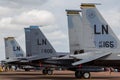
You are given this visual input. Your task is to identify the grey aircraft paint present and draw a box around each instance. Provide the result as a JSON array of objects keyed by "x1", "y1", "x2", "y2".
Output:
[
  {"x1": 4, "y1": 37, "x2": 25, "y2": 62},
  {"x1": 24, "y1": 26, "x2": 58, "y2": 60}
]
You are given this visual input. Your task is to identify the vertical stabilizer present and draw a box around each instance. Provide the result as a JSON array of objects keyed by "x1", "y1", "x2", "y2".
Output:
[
  {"x1": 25, "y1": 28, "x2": 32, "y2": 57},
  {"x1": 25, "y1": 26, "x2": 57, "y2": 59},
  {"x1": 4, "y1": 37, "x2": 24, "y2": 59},
  {"x1": 66, "y1": 10, "x2": 84, "y2": 54},
  {"x1": 81, "y1": 3, "x2": 120, "y2": 51}
]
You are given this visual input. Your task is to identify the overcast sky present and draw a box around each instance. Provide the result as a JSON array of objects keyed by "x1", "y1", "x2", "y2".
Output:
[{"x1": 0, "y1": 0, "x2": 120, "y2": 60}]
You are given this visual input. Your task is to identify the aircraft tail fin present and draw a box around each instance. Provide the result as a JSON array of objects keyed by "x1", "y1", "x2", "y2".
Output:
[
  {"x1": 25, "y1": 26, "x2": 57, "y2": 59},
  {"x1": 4, "y1": 37, "x2": 24, "y2": 59},
  {"x1": 66, "y1": 3, "x2": 120, "y2": 54},
  {"x1": 66, "y1": 10, "x2": 84, "y2": 54},
  {"x1": 80, "y1": 3, "x2": 120, "y2": 51}
]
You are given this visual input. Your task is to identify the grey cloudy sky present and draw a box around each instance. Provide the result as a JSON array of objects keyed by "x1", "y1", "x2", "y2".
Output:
[{"x1": 0, "y1": 0, "x2": 120, "y2": 60}]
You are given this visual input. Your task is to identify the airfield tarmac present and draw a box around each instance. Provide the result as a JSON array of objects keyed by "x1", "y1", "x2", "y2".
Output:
[{"x1": 0, "y1": 70, "x2": 120, "y2": 80}]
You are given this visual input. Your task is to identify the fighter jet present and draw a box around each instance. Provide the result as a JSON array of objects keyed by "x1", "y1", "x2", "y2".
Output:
[
  {"x1": 3, "y1": 37, "x2": 36, "y2": 71},
  {"x1": 24, "y1": 26, "x2": 69, "y2": 74},
  {"x1": 66, "y1": 3, "x2": 120, "y2": 78}
]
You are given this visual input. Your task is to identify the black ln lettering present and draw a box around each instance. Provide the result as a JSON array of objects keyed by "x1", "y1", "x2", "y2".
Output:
[
  {"x1": 37, "y1": 39, "x2": 41, "y2": 45},
  {"x1": 42, "y1": 39, "x2": 47, "y2": 45},
  {"x1": 102, "y1": 25, "x2": 108, "y2": 34},
  {"x1": 37, "y1": 39, "x2": 47, "y2": 45},
  {"x1": 94, "y1": 25, "x2": 101, "y2": 34}
]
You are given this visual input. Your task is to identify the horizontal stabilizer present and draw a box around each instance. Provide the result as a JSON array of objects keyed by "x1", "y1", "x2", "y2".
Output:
[
  {"x1": 71, "y1": 51, "x2": 111, "y2": 66},
  {"x1": 3, "y1": 58, "x2": 19, "y2": 63}
]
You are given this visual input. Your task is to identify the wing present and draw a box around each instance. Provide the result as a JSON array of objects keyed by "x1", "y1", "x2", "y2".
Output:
[{"x1": 70, "y1": 51, "x2": 111, "y2": 66}]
